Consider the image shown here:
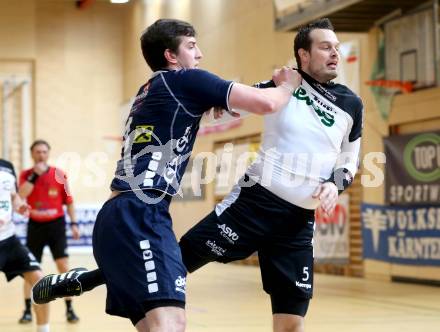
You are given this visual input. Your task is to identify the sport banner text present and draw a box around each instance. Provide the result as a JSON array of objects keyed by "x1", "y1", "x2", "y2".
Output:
[{"x1": 362, "y1": 203, "x2": 440, "y2": 265}]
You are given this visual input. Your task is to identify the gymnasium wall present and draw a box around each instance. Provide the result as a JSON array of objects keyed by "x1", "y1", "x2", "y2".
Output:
[
  {"x1": 361, "y1": 28, "x2": 440, "y2": 281},
  {"x1": 0, "y1": 0, "x2": 127, "y2": 203}
]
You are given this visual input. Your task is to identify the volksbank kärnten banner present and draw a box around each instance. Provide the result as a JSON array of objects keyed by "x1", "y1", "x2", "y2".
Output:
[
  {"x1": 361, "y1": 203, "x2": 440, "y2": 265},
  {"x1": 384, "y1": 131, "x2": 440, "y2": 206}
]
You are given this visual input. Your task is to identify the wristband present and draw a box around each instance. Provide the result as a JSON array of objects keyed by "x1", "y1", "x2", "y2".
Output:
[
  {"x1": 324, "y1": 168, "x2": 353, "y2": 194},
  {"x1": 70, "y1": 223, "x2": 78, "y2": 227},
  {"x1": 26, "y1": 172, "x2": 39, "y2": 184}
]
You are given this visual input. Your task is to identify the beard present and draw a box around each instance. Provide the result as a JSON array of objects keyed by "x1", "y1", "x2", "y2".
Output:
[
  {"x1": 304, "y1": 65, "x2": 338, "y2": 83},
  {"x1": 322, "y1": 68, "x2": 338, "y2": 82}
]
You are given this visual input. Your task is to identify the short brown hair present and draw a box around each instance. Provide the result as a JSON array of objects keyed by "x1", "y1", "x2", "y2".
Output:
[
  {"x1": 294, "y1": 18, "x2": 334, "y2": 69},
  {"x1": 30, "y1": 139, "x2": 51, "y2": 151},
  {"x1": 140, "y1": 19, "x2": 196, "y2": 71}
]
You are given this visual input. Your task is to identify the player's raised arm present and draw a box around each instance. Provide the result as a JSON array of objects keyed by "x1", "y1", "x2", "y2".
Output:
[{"x1": 228, "y1": 67, "x2": 301, "y2": 115}]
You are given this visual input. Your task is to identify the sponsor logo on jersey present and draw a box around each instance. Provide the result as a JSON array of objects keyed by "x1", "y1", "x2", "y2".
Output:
[
  {"x1": 131, "y1": 83, "x2": 151, "y2": 112},
  {"x1": 311, "y1": 93, "x2": 336, "y2": 114},
  {"x1": 163, "y1": 125, "x2": 193, "y2": 185},
  {"x1": 217, "y1": 223, "x2": 239, "y2": 244},
  {"x1": 134, "y1": 125, "x2": 155, "y2": 143},
  {"x1": 312, "y1": 82, "x2": 337, "y2": 102},
  {"x1": 1, "y1": 179, "x2": 13, "y2": 191},
  {"x1": 206, "y1": 240, "x2": 226, "y2": 256},
  {"x1": 175, "y1": 276, "x2": 186, "y2": 294},
  {"x1": 48, "y1": 188, "x2": 59, "y2": 197},
  {"x1": 0, "y1": 200, "x2": 10, "y2": 210},
  {"x1": 294, "y1": 87, "x2": 335, "y2": 127}
]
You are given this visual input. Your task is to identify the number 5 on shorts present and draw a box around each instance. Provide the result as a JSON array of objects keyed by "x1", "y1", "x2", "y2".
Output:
[{"x1": 302, "y1": 267, "x2": 309, "y2": 281}]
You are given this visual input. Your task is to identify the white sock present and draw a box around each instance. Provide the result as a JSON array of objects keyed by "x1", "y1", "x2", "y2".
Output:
[{"x1": 37, "y1": 324, "x2": 50, "y2": 332}]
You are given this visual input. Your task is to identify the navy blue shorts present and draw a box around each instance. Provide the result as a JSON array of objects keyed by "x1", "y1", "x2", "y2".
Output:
[
  {"x1": 93, "y1": 191, "x2": 186, "y2": 323},
  {"x1": 180, "y1": 176, "x2": 315, "y2": 316}
]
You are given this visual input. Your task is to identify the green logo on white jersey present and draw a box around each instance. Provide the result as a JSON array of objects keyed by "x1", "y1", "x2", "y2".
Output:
[{"x1": 294, "y1": 87, "x2": 335, "y2": 127}]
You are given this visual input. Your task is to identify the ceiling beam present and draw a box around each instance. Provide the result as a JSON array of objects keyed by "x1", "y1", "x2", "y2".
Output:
[{"x1": 275, "y1": 0, "x2": 363, "y2": 31}]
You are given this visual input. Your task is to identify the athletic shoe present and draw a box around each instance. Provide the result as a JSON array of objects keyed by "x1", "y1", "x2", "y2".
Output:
[
  {"x1": 18, "y1": 310, "x2": 32, "y2": 324},
  {"x1": 66, "y1": 308, "x2": 80, "y2": 323},
  {"x1": 31, "y1": 268, "x2": 88, "y2": 305}
]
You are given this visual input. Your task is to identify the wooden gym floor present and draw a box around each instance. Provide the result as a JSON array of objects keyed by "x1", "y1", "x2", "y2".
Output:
[{"x1": 1, "y1": 254, "x2": 440, "y2": 331}]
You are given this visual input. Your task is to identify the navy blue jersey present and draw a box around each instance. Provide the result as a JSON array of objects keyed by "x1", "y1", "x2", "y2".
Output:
[{"x1": 111, "y1": 69, "x2": 233, "y2": 196}]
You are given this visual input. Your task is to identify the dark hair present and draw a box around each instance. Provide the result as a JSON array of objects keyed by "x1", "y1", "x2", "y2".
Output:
[
  {"x1": 30, "y1": 139, "x2": 50, "y2": 151},
  {"x1": 140, "y1": 19, "x2": 196, "y2": 71},
  {"x1": 294, "y1": 18, "x2": 334, "y2": 69}
]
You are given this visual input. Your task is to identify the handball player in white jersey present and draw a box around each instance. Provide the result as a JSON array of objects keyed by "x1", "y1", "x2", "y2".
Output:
[
  {"x1": 0, "y1": 159, "x2": 50, "y2": 332},
  {"x1": 180, "y1": 17, "x2": 363, "y2": 332}
]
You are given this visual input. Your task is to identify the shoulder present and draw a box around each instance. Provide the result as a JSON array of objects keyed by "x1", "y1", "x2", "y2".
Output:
[
  {"x1": 0, "y1": 159, "x2": 14, "y2": 171},
  {"x1": 19, "y1": 168, "x2": 32, "y2": 177},
  {"x1": 51, "y1": 166, "x2": 66, "y2": 176},
  {"x1": 0, "y1": 160, "x2": 16, "y2": 179},
  {"x1": 161, "y1": 69, "x2": 225, "y2": 83},
  {"x1": 332, "y1": 83, "x2": 363, "y2": 112}
]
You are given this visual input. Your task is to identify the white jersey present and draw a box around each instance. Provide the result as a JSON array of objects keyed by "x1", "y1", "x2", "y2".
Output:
[
  {"x1": 246, "y1": 71, "x2": 363, "y2": 209},
  {"x1": 0, "y1": 159, "x2": 17, "y2": 241}
]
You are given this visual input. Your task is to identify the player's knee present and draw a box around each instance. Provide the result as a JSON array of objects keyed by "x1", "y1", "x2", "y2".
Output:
[
  {"x1": 273, "y1": 315, "x2": 304, "y2": 332},
  {"x1": 149, "y1": 313, "x2": 186, "y2": 332},
  {"x1": 173, "y1": 313, "x2": 186, "y2": 332},
  {"x1": 144, "y1": 305, "x2": 186, "y2": 332},
  {"x1": 23, "y1": 269, "x2": 43, "y2": 285}
]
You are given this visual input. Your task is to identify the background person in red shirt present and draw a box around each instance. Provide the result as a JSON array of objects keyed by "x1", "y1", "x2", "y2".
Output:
[{"x1": 18, "y1": 140, "x2": 80, "y2": 324}]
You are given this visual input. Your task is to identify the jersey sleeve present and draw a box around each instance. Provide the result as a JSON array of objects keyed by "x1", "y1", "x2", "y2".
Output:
[
  {"x1": 19, "y1": 170, "x2": 29, "y2": 186},
  {"x1": 178, "y1": 69, "x2": 234, "y2": 114},
  {"x1": 348, "y1": 97, "x2": 363, "y2": 142},
  {"x1": 327, "y1": 98, "x2": 363, "y2": 193},
  {"x1": 327, "y1": 120, "x2": 362, "y2": 193}
]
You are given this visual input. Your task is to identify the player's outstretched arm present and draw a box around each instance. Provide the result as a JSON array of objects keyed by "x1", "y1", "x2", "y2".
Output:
[{"x1": 228, "y1": 67, "x2": 301, "y2": 115}]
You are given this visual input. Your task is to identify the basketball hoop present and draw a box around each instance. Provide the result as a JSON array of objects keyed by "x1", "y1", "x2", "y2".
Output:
[{"x1": 365, "y1": 79, "x2": 414, "y2": 93}]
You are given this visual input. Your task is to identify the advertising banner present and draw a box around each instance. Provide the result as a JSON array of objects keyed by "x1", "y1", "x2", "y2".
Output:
[
  {"x1": 362, "y1": 203, "x2": 440, "y2": 266},
  {"x1": 384, "y1": 131, "x2": 440, "y2": 206},
  {"x1": 314, "y1": 194, "x2": 350, "y2": 263}
]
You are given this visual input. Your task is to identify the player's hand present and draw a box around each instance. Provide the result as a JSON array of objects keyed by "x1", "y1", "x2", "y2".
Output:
[
  {"x1": 33, "y1": 162, "x2": 49, "y2": 175},
  {"x1": 272, "y1": 66, "x2": 302, "y2": 91},
  {"x1": 71, "y1": 224, "x2": 80, "y2": 240},
  {"x1": 16, "y1": 202, "x2": 31, "y2": 217},
  {"x1": 206, "y1": 107, "x2": 240, "y2": 119},
  {"x1": 312, "y1": 182, "x2": 338, "y2": 216}
]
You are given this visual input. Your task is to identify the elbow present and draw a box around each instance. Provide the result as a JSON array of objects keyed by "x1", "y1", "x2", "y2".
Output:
[{"x1": 259, "y1": 99, "x2": 278, "y2": 114}]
